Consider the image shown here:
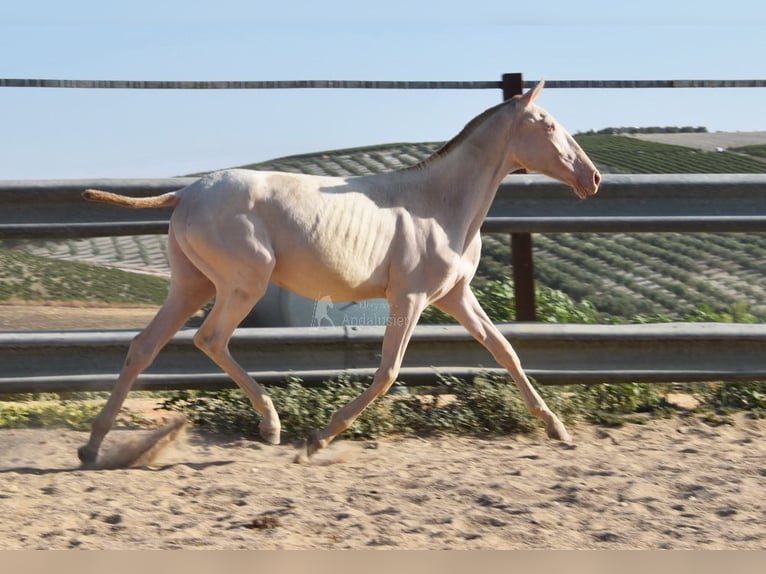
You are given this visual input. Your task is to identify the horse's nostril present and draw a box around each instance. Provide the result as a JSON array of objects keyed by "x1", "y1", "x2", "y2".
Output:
[{"x1": 593, "y1": 171, "x2": 602, "y2": 188}]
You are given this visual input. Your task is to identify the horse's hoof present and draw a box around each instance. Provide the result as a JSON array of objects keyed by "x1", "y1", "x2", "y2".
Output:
[
  {"x1": 78, "y1": 445, "x2": 98, "y2": 467},
  {"x1": 545, "y1": 419, "x2": 573, "y2": 443},
  {"x1": 259, "y1": 422, "x2": 281, "y2": 445},
  {"x1": 306, "y1": 429, "x2": 324, "y2": 458}
]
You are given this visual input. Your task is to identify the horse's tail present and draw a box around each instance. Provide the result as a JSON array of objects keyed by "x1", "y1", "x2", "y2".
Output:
[{"x1": 82, "y1": 189, "x2": 180, "y2": 209}]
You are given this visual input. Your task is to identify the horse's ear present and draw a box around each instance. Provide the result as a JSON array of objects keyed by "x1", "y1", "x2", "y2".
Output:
[{"x1": 519, "y1": 80, "x2": 545, "y2": 106}]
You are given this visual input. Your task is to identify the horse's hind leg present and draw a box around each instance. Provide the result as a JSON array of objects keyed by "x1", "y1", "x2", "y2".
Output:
[
  {"x1": 179, "y1": 224, "x2": 282, "y2": 445},
  {"x1": 78, "y1": 233, "x2": 215, "y2": 466},
  {"x1": 192, "y1": 277, "x2": 281, "y2": 445}
]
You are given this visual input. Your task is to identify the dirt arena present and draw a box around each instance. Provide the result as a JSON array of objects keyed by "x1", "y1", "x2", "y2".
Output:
[
  {"x1": 0, "y1": 304, "x2": 764, "y2": 549},
  {"x1": 1, "y1": 409, "x2": 764, "y2": 550}
]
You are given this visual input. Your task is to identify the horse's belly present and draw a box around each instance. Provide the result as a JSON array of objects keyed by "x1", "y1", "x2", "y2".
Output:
[
  {"x1": 267, "y1": 193, "x2": 395, "y2": 300},
  {"x1": 270, "y1": 252, "x2": 387, "y2": 302}
]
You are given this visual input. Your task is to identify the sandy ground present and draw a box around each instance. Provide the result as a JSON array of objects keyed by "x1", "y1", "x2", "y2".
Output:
[
  {"x1": 1, "y1": 305, "x2": 765, "y2": 549},
  {"x1": 0, "y1": 410, "x2": 764, "y2": 550},
  {"x1": 0, "y1": 303, "x2": 162, "y2": 331}
]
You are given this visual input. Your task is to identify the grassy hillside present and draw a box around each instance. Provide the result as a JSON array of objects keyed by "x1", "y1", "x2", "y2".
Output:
[
  {"x1": 0, "y1": 248, "x2": 168, "y2": 305},
  {"x1": 731, "y1": 143, "x2": 766, "y2": 161},
  {"x1": 241, "y1": 135, "x2": 766, "y2": 176},
  {"x1": 475, "y1": 134, "x2": 766, "y2": 320},
  {"x1": 575, "y1": 134, "x2": 766, "y2": 173},
  {"x1": 3, "y1": 133, "x2": 766, "y2": 322},
  {"x1": 246, "y1": 134, "x2": 766, "y2": 320}
]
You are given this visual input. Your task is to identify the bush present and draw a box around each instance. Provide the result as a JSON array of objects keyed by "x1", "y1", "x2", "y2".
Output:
[
  {"x1": 420, "y1": 278, "x2": 599, "y2": 324},
  {"x1": 271, "y1": 376, "x2": 398, "y2": 440},
  {"x1": 452, "y1": 373, "x2": 538, "y2": 435},
  {"x1": 0, "y1": 400, "x2": 109, "y2": 430},
  {"x1": 573, "y1": 383, "x2": 669, "y2": 426},
  {"x1": 160, "y1": 373, "x2": 675, "y2": 440},
  {"x1": 700, "y1": 382, "x2": 766, "y2": 417},
  {"x1": 392, "y1": 374, "x2": 538, "y2": 437},
  {"x1": 163, "y1": 373, "x2": 546, "y2": 440},
  {"x1": 161, "y1": 375, "x2": 398, "y2": 441},
  {"x1": 577, "y1": 383, "x2": 663, "y2": 414}
]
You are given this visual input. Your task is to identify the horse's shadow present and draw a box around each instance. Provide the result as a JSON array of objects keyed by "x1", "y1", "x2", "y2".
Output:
[
  {"x1": 0, "y1": 459, "x2": 236, "y2": 475},
  {"x1": 1, "y1": 416, "x2": 239, "y2": 474}
]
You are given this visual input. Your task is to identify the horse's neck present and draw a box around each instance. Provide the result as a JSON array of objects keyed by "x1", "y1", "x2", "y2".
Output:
[{"x1": 402, "y1": 117, "x2": 520, "y2": 247}]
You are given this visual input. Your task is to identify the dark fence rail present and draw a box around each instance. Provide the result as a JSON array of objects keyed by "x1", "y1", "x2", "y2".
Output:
[{"x1": 3, "y1": 78, "x2": 766, "y2": 90}]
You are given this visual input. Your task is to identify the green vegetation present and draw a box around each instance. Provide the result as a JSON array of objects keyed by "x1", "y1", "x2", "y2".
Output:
[
  {"x1": 698, "y1": 381, "x2": 766, "y2": 419},
  {"x1": 148, "y1": 290, "x2": 766, "y2": 440},
  {"x1": 3, "y1": 282, "x2": 761, "y2": 436},
  {"x1": 421, "y1": 280, "x2": 599, "y2": 324},
  {"x1": 235, "y1": 142, "x2": 441, "y2": 177},
  {"x1": 4, "y1": 374, "x2": 761, "y2": 438},
  {"x1": 155, "y1": 376, "x2": 766, "y2": 442},
  {"x1": 0, "y1": 247, "x2": 168, "y2": 304},
  {"x1": 575, "y1": 134, "x2": 766, "y2": 173},
  {"x1": 157, "y1": 375, "x2": 662, "y2": 442},
  {"x1": 731, "y1": 143, "x2": 766, "y2": 160},
  {"x1": 583, "y1": 126, "x2": 708, "y2": 134},
  {"x1": 530, "y1": 232, "x2": 766, "y2": 320},
  {"x1": 0, "y1": 392, "x2": 154, "y2": 430},
  {"x1": 478, "y1": 129, "x2": 766, "y2": 321},
  {"x1": 0, "y1": 400, "x2": 102, "y2": 430}
]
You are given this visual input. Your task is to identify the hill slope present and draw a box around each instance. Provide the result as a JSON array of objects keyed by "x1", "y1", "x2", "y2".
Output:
[
  {"x1": 5, "y1": 134, "x2": 766, "y2": 321},
  {"x1": 239, "y1": 135, "x2": 766, "y2": 319}
]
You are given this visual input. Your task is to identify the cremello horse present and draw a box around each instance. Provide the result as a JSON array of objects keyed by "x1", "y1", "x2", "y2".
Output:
[{"x1": 79, "y1": 81, "x2": 600, "y2": 465}]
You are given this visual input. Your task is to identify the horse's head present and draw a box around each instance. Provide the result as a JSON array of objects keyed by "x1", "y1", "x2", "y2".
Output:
[{"x1": 509, "y1": 81, "x2": 601, "y2": 199}]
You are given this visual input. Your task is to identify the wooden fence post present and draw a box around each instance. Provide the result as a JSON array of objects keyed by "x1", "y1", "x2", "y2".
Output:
[{"x1": 502, "y1": 73, "x2": 537, "y2": 321}]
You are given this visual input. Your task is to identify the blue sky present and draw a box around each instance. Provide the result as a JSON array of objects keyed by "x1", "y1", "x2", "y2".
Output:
[{"x1": 1, "y1": 0, "x2": 764, "y2": 179}]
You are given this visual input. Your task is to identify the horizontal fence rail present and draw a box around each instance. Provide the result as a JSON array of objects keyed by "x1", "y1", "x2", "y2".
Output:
[
  {"x1": 1, "y1": 323, "x2": 766, "y2": 394},
  {"x1": 3, "y1": 174, "x2": 766, "y2": 239},
  {"x1": 2, "y1": 78, "x2": 766, "y2": 90}
]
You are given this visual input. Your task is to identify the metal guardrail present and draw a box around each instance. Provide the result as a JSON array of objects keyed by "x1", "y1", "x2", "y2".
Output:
[
  {"x1": 2, "y1": 174, "x2": 766, "y2": 394},
  {"x1": 2, "y1": 322, "x2": 765, "y2": 394},
  {"x1": 3, "y1": 174, "x2": 766, "y2": 239}
]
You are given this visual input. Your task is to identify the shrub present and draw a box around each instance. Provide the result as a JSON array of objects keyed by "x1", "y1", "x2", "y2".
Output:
[
  {"x1": 572, "y1": 383, "x2": 670, "y2": 426},
  {"x1": 452, "y1": 373, "x2": 538, "y2": 435},
  {"x1": 700, "y1": 382, "x2": 766, "y2": 417},
  {"x1": 271, "y1": 375, "x2": 399, "y2": 440},
  {"x1": 420, "y1": 278, "x2": 599, "y2": 324},
  {"x1": 0, "y1": 400, "x2": 128, "y2": 430},
  {"x1": 161, "y1": 375, "x2": 398, "y2": 441}
]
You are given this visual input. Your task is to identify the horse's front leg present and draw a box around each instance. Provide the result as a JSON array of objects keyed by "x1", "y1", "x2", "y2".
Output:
[
  {"x1": 305, "y1": 293, "x2": 427, "y2": 457},
  {"x1": 434, "y1": 282, "x2": 572, "y2": 442}
]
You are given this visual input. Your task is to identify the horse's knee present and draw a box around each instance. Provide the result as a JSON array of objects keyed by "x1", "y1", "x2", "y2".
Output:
[
  {"x1": 124, "y1": 331, "x2": 158, "y2": 369},
  {"x1": 193, "y1": 330, "x2": 223, "y2": 358},
  {"x1": 376, "y1": 366, "x2": 398, "y2": 387},
  {"x1": 192, "y1": 330, "x2": 207, "y2": 353}
]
